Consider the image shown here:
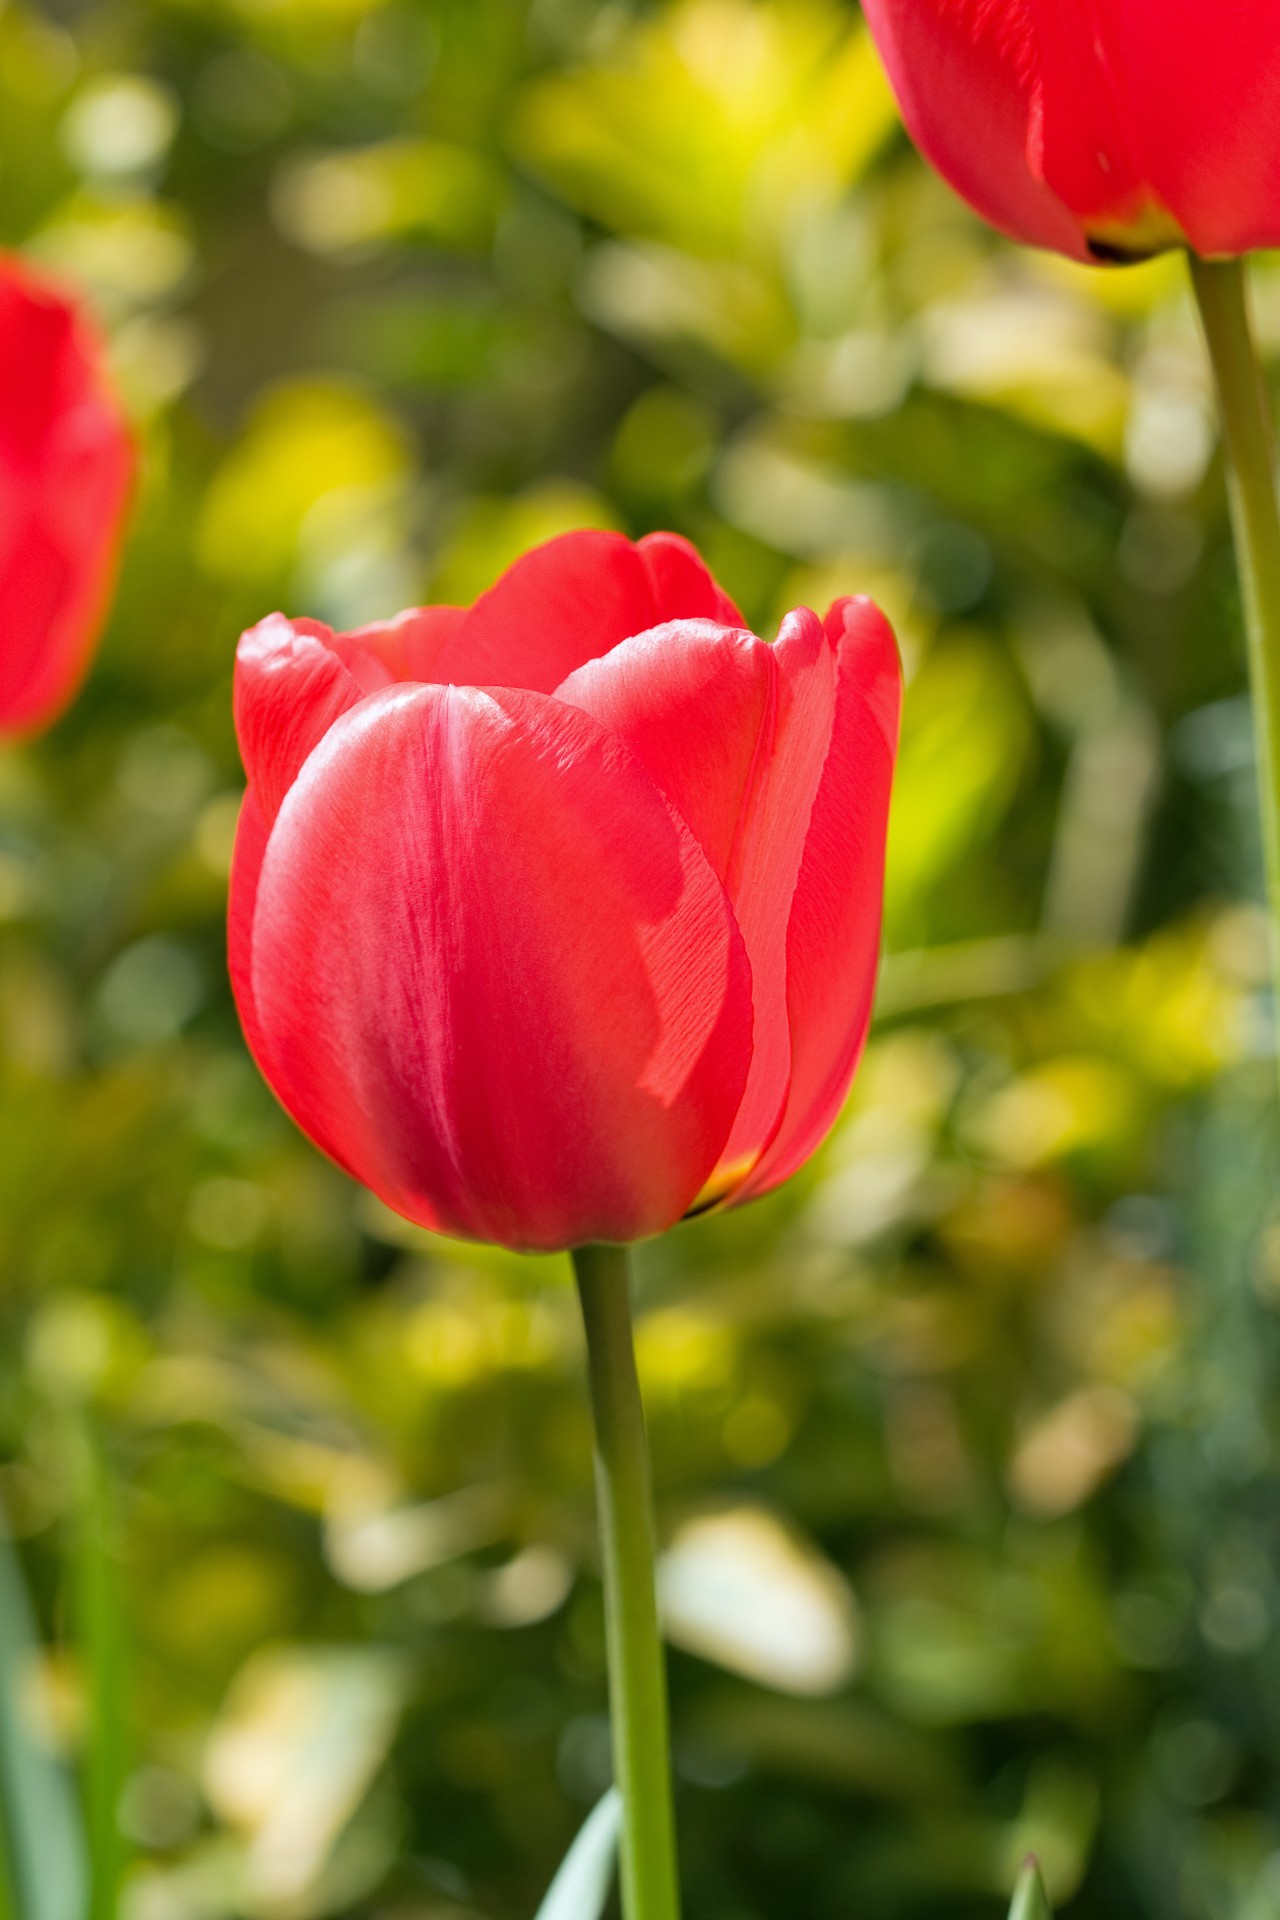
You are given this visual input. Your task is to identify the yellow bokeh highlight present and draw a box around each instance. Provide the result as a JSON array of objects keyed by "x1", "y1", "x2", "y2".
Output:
[
  {"x1": 197, "y1": 378, "x2": 411, "y2": 586},
  {"x1": 513, "y1": 0, "x2": 897, "y2": 263}
]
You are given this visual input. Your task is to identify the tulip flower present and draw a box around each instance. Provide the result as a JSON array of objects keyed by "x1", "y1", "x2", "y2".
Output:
[
  {"x1": 229, "y1": 528, "x2": 900, "y2": 1254},
  {"x1": 860, "y1": 0, "x2": 1280, "y2": 263},
  {"x1": 0, "y1": 253, "x2": 133, "y2": 736},
  {"x1": 859, "y1": 0, "x2": 1280, "y2": 1102},
  {"x1": 228, "y1": 526, "x2": 899, "y2": 1920}
]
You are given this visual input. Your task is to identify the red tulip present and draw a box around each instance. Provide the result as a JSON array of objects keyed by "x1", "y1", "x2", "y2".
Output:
[
  {"x1": 229, "y1": 530, "x2": 900, "y2": 1252},
  {"x1": 861, "y1": 0, "x2": 1280, "y2": 262},
  {"x1": 0, "y1": 253, "x2": 133, "y2": 736}
]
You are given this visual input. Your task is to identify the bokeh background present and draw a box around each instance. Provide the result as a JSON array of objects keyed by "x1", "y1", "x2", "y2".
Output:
[{"x1": 2, "y1": 3, "x2": 1279, "y2": 1919}]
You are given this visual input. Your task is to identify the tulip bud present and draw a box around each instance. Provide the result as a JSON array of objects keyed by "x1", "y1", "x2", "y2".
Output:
[
  {"x1": 0, "y1": 254, "x2": 133, "y2": 736},
  {"x1": 229, "y1": 531, "x2": 900, "y2": 1252},
  {"x1": 861, "y1": 0, "x2": 1280, "y2": 262}
]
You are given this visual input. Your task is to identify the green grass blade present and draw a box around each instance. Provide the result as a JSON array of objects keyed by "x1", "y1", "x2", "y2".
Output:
[
  {"x1": 0, "y1": 1518, "x2": 89, "y2": 1920},
  {"x1": 532, "y1": 1789, "x2": 622, "y2": 1920},
  {"x1": 0, "y1": 1748, "x2": 17, "y2": 1920},
  {"x1": 1008, "y1": 1855, "x2": 1053, "y2": 1920}
]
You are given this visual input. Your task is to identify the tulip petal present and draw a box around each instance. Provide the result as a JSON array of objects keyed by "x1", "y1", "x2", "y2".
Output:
[
  {"x1": 1026, "y1": 1, "x2": 1149, "y2": 241},
  {"x1": 735, "y1": 596, "x2": 900, "y2": 1202},
  {"x1": 427, "y1": 529, "x2": 742, "y2": 693},
  {"x1": 557, "y1": 609, "x2": 842, "y2": 1184},
  {"x1": 861, "y1": 0, "x2": 1089, "y2": 257},
  {"x1": 862, "y1": 0, "x2": 1275, "y2": 261},
  {"x1": 231, "y1": 779, "x2": 378, "y2": 1197},
  {"x1": 0, "y1": 264, "x2": 132, "y2": 734},
  {"x1": 556, "y1": 619, "x2": 773, "y2": 880},
  {"x1": 0, "y1": 517, "x2": 72, "y2": 724},
  {"x1": 1117, "y1": 0, "x2": 1280, "y2": 256},
  {"x1": 234, "y1": 616, "x2": 374, "y2": 827},
  {"x1": 232, "y1": 607, "x2": 467, "y2": 823},
  {"x1": 235, "y1": 607, "x2": 475, "y2": 828},
  {"x1": 227, "y1": 785, "x2": 281, "y2": 1095},
  {"x1": 346, "y1": 603, "x2": 467, "y2": 682},
  {"x1": 233, "y1": 538, "x2": 741, "y2": 822},
  {"x1": 245, "y1": 682, "x2": 754, "y2": 1251},
  {"x1": 636, "y1": 531, "x2": 742, "y2": 628}
]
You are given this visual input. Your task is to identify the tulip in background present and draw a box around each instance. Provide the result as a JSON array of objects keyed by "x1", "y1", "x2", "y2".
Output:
[
  {"x1": 860, "y1": 0, "x2": 1280, "y2": 263},
  {"x1": 860, "y1": 0, "x2": 1280, "y2": 1079},
  {"x1": 0, "y1": 253, "x2": 133, "y2": 737},
  {"x1": 228, "y1": 527, "x2": 900, "y2": 1920}
]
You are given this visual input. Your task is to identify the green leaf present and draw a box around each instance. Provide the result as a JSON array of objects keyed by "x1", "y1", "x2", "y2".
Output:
[
  {"x1": 0, "y1": 1518, "x2": 89, "y2": 1920},
  {"x1": 533, "y1": 1789, "x2": 623, "y2": 1920},
  {"x1": 1008, "y1": 1855, "x2": 1053, "y2": 1920}
]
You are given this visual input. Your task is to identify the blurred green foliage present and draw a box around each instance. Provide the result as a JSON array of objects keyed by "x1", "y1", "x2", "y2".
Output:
[{"x1": 1, "y1": 3, "x2": 1280, "y2": 1920}]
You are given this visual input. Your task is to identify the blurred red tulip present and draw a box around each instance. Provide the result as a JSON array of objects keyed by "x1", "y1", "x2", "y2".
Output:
[
  {"x1": 229, "y1": 530, "x2": 900, "y2": 1251},
  {"x1": 861, "y1": 0, "x2": 1280, "y2": 262},
  {"x1": 0, "y1": 253, "x2": 133, "y2": 735}
]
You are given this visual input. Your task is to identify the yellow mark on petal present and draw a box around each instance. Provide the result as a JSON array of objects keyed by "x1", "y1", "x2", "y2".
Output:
[
  {"x1": 685, "y1": 1153, "x2": 757, "y2": 1217},
  {"x1": 1084, "y1": 197, "x2": 1185, "y2": 264}
]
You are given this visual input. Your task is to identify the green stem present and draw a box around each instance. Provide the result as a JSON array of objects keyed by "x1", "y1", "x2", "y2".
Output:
[
  {"x1": 74, "y1": 1418, "x2": 127, "y2": 1920},
  {"x1": 571, "y1": 1245, "x2": 680, "y2": 1920},
  {"x1": 1189, "y1": 253, "x2": 1280, "y2": 1030}
]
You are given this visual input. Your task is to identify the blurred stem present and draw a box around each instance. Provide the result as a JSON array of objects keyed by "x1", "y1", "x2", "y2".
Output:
[
  {"x1": 0, "y1": 1749, "x2": 15, "y2": 1920},
  {"x1": 1190, "y1": 253, "x2": 1280, "y2": 1043},
  {"x1": 571, "y1": 1245, "x2": 680, "y2": 1920},
  {"x1": 72, "y1": 1418, "x2": 127, "y2": 1920},
  {"x1": 0, "y1": 1494, "x2": 89, "y2": 1920}
]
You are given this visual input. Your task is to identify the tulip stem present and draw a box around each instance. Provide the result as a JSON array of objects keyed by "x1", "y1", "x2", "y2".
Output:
[
  {"x1": 571, "y1": 1243, "x2": 681, "y2": 1920},
  {"x1": 1190, "y1": 253, "x2": 1280, "y2": 1046}
]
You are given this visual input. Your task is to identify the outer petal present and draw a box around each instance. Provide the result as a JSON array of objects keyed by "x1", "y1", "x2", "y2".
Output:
[
  {"x1": 245, "y1": 682, "x2": 754, "y2": 1251},
  {"x1": 1117, "y1": 0, "x2": 1280, "y2": 256},
  {"x1": 0, "y1": 257, "x2": 133, "y2": 734},
  {"x1": 735, "y1": 596, "x2": 901, "y2": 1204},
  {"x1": 860, "y1": 0, "x2": 1090, "y2": 258},
  {"x1": 234, "y1": 616, "x2": 374, "y2": 827},
  {"x1": 557, "y1": 609, "x2": 839, "y2": 1188},
  {"x1": 427, "y1": 529, "x2": 743, "y2": 693},
  {"x1": 556, "y1": 619, "x2": 772, "y2": 879},
  {"x1": 227, "y1": 785, "x2": 277, "y2": 1090},
  {"x1": 235, "y1": 606, "x2": 475, "y2": 825},
  {"x1": 1028, "y1": 0, "x2": 1153, "y2": 245}
]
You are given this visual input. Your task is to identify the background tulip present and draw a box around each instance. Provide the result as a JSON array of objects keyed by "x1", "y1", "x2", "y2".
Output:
[
  {"x1": 859, "y1": 0, "x2": 1280, "y2": 1108},
  {"x1": 860, "y1": 0, "x2": 1280, "y2": 262},
  {"x1": 229, "y1": 529, "x2": 900, "y2": 1253},
  {"x1": 0, "y1": 252, "x2": 133, "y2": 737}
]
